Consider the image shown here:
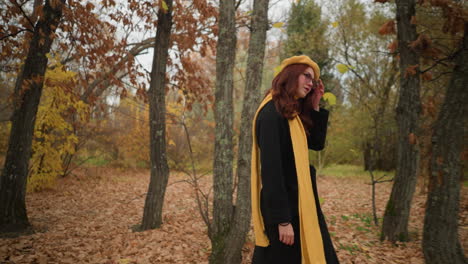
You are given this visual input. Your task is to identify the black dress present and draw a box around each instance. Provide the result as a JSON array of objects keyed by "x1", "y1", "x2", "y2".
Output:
[{"x1": 251, "y1": 101, "x2": 339, "y2": 264}]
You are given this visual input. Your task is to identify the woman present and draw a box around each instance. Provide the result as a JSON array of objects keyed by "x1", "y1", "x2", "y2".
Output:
[{"x1": 251, "y1": 55, "x2": 339, "y2": 264}]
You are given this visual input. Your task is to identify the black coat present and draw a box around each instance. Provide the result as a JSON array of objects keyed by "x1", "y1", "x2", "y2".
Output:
[{"x1": 252, "y1": 100, "x2": 339, "y2": 264}]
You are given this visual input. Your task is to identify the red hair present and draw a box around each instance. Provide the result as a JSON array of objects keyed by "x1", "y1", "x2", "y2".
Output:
[{"x1": 267, "y1": 64, "x2": 315, "y2": 133}]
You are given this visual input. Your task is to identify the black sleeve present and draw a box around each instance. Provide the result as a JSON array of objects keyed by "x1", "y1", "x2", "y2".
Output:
[
  {"x1": 307, "y1": 107, "x2": 329, "y2": 151},
  {"x1": 257, "y1": 112, "x2": 291, "y2": 224}
]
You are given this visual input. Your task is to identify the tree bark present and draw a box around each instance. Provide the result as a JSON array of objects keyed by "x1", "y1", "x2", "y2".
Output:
[
  {"x1": 216, "y1": 0, "x2": 270, "y2": 263},
  {"x1": 140, "y1": 0, "x2": 172, "y2": 230},
  {"x1": 210, "y1": 0, "x2": 237, "y2": 261},
  {"x1": 422, "y1": 22, "x2": 467, "y2": 264},
  {"x1": 381, "y1": 0, "x2": 421, "y2": 242},
  {"x1": 0, "y1": 0, "x2": 66, "y2": 235}
]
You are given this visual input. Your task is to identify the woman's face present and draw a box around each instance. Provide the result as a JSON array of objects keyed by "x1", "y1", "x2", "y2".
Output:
[{"x1": 295, "y1": 67, "x2": 314, "y2": 99}]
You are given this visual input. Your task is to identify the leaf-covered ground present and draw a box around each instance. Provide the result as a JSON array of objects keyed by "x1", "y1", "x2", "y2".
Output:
[{"x1": 1, "y1": 168, "x2": 466, "y2": 263}]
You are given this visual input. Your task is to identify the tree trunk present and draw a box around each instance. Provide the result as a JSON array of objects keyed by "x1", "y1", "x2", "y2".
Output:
[
  {"x1": 381, "y1": 0, "x2": 421, "y2": 242},
  {"x1": 422, "y1": 21, "x2": 467, "y2": 264},
  {"x1": 216, "y1": 0, "x2": 270, "y2": 263},
  {"x1": 140, "y1": 0, "x2": 172, "y2": 230},
  {"x1": 0, "y1": 0, "x2": 66, "y2": 235},
  {"x1": 210, "y1": 0, "x2": 237, "y2": 261}
]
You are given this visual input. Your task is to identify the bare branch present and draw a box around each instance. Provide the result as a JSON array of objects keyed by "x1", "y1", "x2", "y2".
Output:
[
  {"x1": 375, "y1": 178, "x2": 394, "y2": 184},
  {"x1": 0, "y1": 28, "x2": 32, "y2": 41},
  {"x1": 420, "y1": 56, "x2": 453, "y2": 73},
  {"x1": 235, "y1": 0, "x2": 244, "y2": 10},
  {"x1": 13, "y1": 0, "x2": 35, "y2": 30},
  {"x1": 80, "y1": 37, "x2": 155, "y2": 103}
]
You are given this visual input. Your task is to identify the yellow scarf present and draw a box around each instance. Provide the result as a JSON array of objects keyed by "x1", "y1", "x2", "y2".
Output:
[{"x1": 251, "y1": 93, "x2": 326, "y2": 264}]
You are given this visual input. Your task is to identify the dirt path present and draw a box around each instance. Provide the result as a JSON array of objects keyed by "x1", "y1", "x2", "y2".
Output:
[{"x1": 1, "y1": 168, "x2": 466, "y2": 263}]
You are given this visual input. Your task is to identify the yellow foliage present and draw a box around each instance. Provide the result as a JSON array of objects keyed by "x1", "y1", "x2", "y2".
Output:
[
  {"x1": 323, "y1": 92, "x2": 337, "y2": 106},
  {"x1": 113, "y1": 97, "x2": 150, "y2": 168},
  {"x1": 28, "y1": 61, "x2": 89, "y2": 192},
  {"x1": 105, "y1": 93, "x2": 213, "y2": 171},
  {"x1": 161, "y1": 0, "x2": 168, "y2": 12},
  {"x1": 336, "y1": 63, "x2": 355, "y2": 74},
  {"x1": 336, "y1": 64, "x2": 349, "y2": 73},
  {"x1": 272, "y1": 22, "x2": 284, "y2": 28},
  {"x1": 273, "y1": 65, "x2": 282, "y2": 76}
]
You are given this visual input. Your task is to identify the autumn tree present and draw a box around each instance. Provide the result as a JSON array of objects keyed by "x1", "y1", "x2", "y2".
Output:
[
  {"x1": 140, "y1": 0, "x2": 173, "y2": 230},
  {"x1": 28, "y1": 62, "x2": 88, "y2": 191},
  {"x1": 1, "y1": 0, "x2": 219, "y2": 234},
  {"x1": 422, "y1": 20, "x2": 467, "y2": 264},
  {"x1": 228, "y1": 0, "x2": 270, "y2": 262},
  {"x1": 210, "y1": 0, "x2": 237, "y2": 262},
  {"x1": 418, "y1": 1, "x2": 467, "y2": 262},
  {"x1": 328, "y1": 0, "x2": 398, "y2": 173},
  {"x1": 0, "y1": 0, "x2": 66, "y2": 234},
  {"x1": 108, "y1": 96, "x2": 150, "y2": 168},
  {"x1": 207, "y1": 0, "x2": 269, "y2": 262},
  {"x1": 283, "y1": 0, "x2": 332, "y2": 83},
  {"x1": 380, "y1": 0, "x2": 422, "y2": 242},
  {"x1": 1, "y1": 0, "x2": 218, "y2": 188},
  {"x1": 0, "y1": 0, "x2": 149, "y2": 188}
]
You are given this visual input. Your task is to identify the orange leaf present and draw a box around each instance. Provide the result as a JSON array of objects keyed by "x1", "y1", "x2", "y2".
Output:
[
  {"x1": 422, "y1": 71, "x2": 432, "y2": 81},
  {"x1": 408, "y1": 133, "x2": 417, "y2": 145},
  {"x1": 409, "y1": 34, "x2": 432, "y2": 51},
  {"x1": 461, "y1": 150, "x2": 468, "y2": 161},
  {"x1": 422, "y1": 96, "x2": 436, "y2": 118},
  {"x1": 404, "y1": 64, "x2": 419, "y2": 77},
  {"x1": 387, "y1": 39, "x2": 398, "y2": 53},
  {"x1": 378, "y1": 20, "x2": 395, "y2": 35}
]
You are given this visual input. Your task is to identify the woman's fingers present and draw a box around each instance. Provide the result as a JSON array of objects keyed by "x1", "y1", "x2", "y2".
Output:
[
  {"x1": 318, "y1": 79, "x2": 325, "y2": 95},
  {"x1": 278, "y1": 224, "x2": 294, "y2": 245}
]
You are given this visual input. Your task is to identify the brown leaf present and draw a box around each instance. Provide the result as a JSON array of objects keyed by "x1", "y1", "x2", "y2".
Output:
[
  {"x1": 409, "y1": 34, "x2": 432, "y2": 51},
  {"x1": 461, "y1": 149, "x2": 468, "y2": 161},
  {"x1": 422, "y1": 71, "x2": 432, "y2": 81},
  {"x1": 408, "y1": 133, "x2": 417, "y2": 145},
  {"x1": 430, "y1": 0, "x2": 450, "y2": 8},
  {"x1": 378, "y1": 20, "x2": 395, "y2": 35},
  {"x1": 387, "y1": 39, "x2": 398, "y2": 53},
  {"x1": 422, "y1": 96, "x2": 436, "y2": 118},
  {"x1": 120, "y1": 89, "x2": 128, "y2": 99},
  {"x1": 404, "y1": 64, "x2": 419, "y2": 77}
]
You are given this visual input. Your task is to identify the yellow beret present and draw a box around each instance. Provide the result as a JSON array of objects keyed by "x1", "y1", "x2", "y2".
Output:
[{"x1": 275, "y1": 55, "x2": 320, "y2": 80}]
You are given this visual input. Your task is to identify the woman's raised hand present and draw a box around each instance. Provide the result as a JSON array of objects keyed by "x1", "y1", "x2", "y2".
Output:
[{"x1": 309, "y1": 79, "x2": 324, "y2": 111}]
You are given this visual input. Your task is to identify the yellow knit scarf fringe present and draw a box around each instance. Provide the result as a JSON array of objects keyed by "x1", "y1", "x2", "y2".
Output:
[{"x1": 251, "y1": 93, "x2": 326, "y2": 264}]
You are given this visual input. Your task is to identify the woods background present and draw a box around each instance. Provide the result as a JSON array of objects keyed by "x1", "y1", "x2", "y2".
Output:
[{"x1": 0, "y1": 0, "x2": 466, "y2": 263}]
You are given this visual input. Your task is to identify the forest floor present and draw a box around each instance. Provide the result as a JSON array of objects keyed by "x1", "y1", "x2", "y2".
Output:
[{"x1": 1, "y1": 166, "x2": 467, "y2": 264}]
